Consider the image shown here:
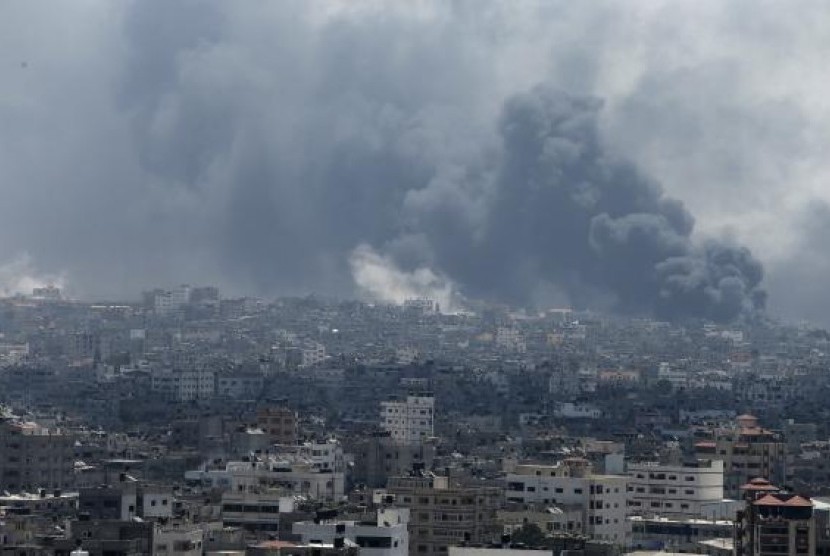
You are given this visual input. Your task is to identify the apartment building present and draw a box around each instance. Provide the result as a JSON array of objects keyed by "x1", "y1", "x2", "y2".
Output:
[
  {"x1": 221, "y1": 491, "x2": 296, "y2": 534},
  {"x1": 386, "y1": 474, "x2": 502, "y2": 556},
  {"x1": 352, "y1": 432, "x2": 437, "y2": 488},
  {"x1": 257, "y1": 407, "x2": 299, "y2": 445},
  {"x1": 499, "y1": 505, "x2": 584, "y2": 536},
  {"x1": 0, "y1": 415, "x2": 75, "y2": 493},
  {"x1": 735, "y1": 479, "x2": 816, "y2": 556},
  {"x1": 695, "y1": 415, "x2": 788, "y2": 498},
  {"x1": 380, "y1": 394, "x2": 435, "y2": 444},
  {"x1": 293, "y1": 507, "x2": 410, "y2": 556},
  {"x1": 626, "y1": 459, "x2": 725, "y2": 518},
  {"x1": 150, "y1": 367, "x2": 216, "y2": 402},
  {"x1": 505, "y1": 458, "x2": 628, "y2": 544},
  {"x1": 186, "y1": 442, "x2": 345, "y2": 501}
]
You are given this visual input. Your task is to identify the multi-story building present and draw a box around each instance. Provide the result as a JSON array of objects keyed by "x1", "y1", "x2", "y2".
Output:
[
  {"x1": 380, "y1": 394, "x2": 434, "y2": 444},
  {"x1": 0, "y1": 415, "x2": 75, "y2": 492},
  {"x1": 220, "y1": 491, "x2": 297, "y2": 534},
  {"x1": 150, "y1": 367, "x2": 216, "y2": 402},
  {"x1": 215, "y1": 372, "x2": 265, "y2": 400},
  {"x1": 293, "y1": 507, "x2": 409, "y2": 556},
  {"x1": 695, "y1": 415, "x2": 788, "y2": 498},
  {"x1": 78, "y1": 482, "x2": 174, "y2": 521},
  {"x1": 735, "y1": 478, "x2": 816, "y2": 556},
  {"x1": 257, "y1": 407, "x2": 299, "y2": 446},
  {"x1": 186, "y1": 441, "x2": 345, "y2": 501},
  {"x1": 153, "y1": 523, "x2": 204, "y2": 556},
  {"x1": 626, "y1": 459, "x2": 725, "y2": 518},
  {"x1": 386, "y1": 474, "x2": 502, "y2": 556},
  {"x1": 505, "y1": 458, "x2": 629, "y2": 544},
  {"x1": 499, "y1": 505, "x2": 585, "y2": 536},
  {"x1": 352, "y1": 433, "x2": 437, "y2": 488}
]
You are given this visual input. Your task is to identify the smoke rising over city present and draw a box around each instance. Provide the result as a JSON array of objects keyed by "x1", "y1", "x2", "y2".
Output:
[{"x1": 1, "y1": 1, "x2": 829, "y2": 323}]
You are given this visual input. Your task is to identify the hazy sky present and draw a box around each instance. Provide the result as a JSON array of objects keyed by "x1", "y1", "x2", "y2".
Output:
[{"x1": 1, "y1": 1, "x2": 828, "y2": 323}]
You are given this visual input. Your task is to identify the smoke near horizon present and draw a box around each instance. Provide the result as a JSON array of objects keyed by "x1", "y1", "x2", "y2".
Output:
[{"x1": 1, "y1": 1, "x2": 828, "y2": 323}]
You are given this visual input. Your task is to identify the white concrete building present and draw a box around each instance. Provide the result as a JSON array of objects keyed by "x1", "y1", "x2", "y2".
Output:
[
  {"x1": 293, "y1": 507, "x2": 409, "y2": 556},
  {"x1": 220, "y1": 491, "x2": 296, "y2": 534},
  {"x1": 505, "y1": 459, "x2": 629, "y2": 544},
  {"x1": 450, "y1": 547, "x2": 551, "y2": 556},
  {"x1": 626, "y1": 460, "x2": 725, "y2": 518},
  {"x1": 300, "y1": 341, "x2": 327, "y2": 368},
  {"x1": 151, "y1": 367, "x2": 215, "y2": 401},
  {"x1": 380, "y1": 394, "x2": 434, "y2": 444},
  {"x1": 185, "y1": 441, "x2": 345, "y2": 501},
  {"x1": 153, "y1": 524, "x2": 203, "y2": 556},
  {"x1": 554, "y1": 402, "x2": 602, "y2": 419}
]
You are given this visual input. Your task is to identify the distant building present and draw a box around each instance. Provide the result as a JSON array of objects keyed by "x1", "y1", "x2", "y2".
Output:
[
  {"x1": 150, "y1": 367, "x2": 215, "y2": 402},
  {"x1": 694, "y1": 415, "x2": 788, "y2": 498},
  {"x1": 386, "y1": 474, "x2": 502, "y2": 556},
  {"x1": 380, "y1": 394, "x2": 434, "y2": 444},
  {"x1": 734, "y1": 478, "x2": 816, "y2": 556},
  {"x1": 0, "y1": 415, "x2": 75, "y2": 492},
  {"x1": 352, "y1": 433, "x2": 437, "y2": 488},
  {"x1": 257, "y1": 407, "x2": 299, "y2": 446},
  {"x1": 293, "y1": 507, "x2": 409, "y2": 556},
  {"x1": 505, "y1": 459, "x2": 629, "y2": 544},
  {"x1": 626, "y1": 460, "x2": 725, "y2": 518}
]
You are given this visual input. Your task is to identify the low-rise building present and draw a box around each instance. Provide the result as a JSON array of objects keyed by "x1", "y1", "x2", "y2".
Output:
[{"x1": 293, "y1": 507, "x2": 409, "y2": 556}]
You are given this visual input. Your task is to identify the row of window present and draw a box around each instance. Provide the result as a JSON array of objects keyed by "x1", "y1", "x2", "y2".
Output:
[{"x1": 633, "y1": 473, "x2": 698, "y2": 481}]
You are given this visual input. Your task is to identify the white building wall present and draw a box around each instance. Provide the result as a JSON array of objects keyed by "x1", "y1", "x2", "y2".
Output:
[
  {"x1": 293, "y1": 509, "x2": 409, "y2": 556},
  {"x1": 380, "y1": 394, "x2": 434, "y2": 444},
  {"x1": 626, "y1": 460, "x2": 724, "y2": 518},
  {"x1": 506, "y1": 464, "x2": 628, "y2": 544}
]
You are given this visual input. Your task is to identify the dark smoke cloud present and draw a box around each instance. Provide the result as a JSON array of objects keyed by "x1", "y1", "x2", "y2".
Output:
[
  {"x1": 5, "y1": 1, "x2": 828, "y2": 323},
  {"x1": 407, "y1": 86, "x2": 766, "y2": 320}
]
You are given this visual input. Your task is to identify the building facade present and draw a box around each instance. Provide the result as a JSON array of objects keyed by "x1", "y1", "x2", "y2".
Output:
[
  {"x1": 505, "y1": 459, "x2": 629, "y2": 544},
  {"x1": 386, "y1": 475, "x2": 502, "y2": 556},
  {"x1": 626, "y1": 459, "x2": 725, "y2": 518},
  {"x1": 380, "y1": 394, "x2": 435, "y2": 444},
  {"x1": 695, "y1": 415, "x2": 788, "y2": 499}
]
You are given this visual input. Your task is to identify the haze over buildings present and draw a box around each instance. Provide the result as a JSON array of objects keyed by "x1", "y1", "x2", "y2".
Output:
[{"x1": 0, "y1": 2, "x2": 829, "y2": 324}]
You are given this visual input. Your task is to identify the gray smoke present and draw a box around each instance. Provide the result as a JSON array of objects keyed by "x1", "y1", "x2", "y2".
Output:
[
  {"x1": 404, "y1": 86, "x2": 766, "y2": 320},
  {"x1": 8, "y1": 1, "x2": 829, "y2": 323}
]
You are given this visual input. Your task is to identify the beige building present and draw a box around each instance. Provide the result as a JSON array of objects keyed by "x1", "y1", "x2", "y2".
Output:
[
  {"x1": 0, "y1": 415, "x2": 75, "y2": 493},
  {"x1": 695, "y1": 415, "x2": 788, "y2": 498},
  {"x1": 386, "y1": 474, "x2": 502, "y2": 556},
  {"x1": 257, "y1": 407, "x2": 299, "y2": 445}
]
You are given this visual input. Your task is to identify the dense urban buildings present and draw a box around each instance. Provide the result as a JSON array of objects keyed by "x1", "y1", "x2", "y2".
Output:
[{"x1": 1, "y1": 286, "x2": 830, "y2": 555}]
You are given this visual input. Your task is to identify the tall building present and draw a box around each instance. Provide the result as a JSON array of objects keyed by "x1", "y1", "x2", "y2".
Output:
[
  {"x1": 626, "y1": 459, "x2": 725, "y2": 518},
  {"x1": 380, "y1": 394, "x2": 434, "y2": 444},
  {"x1": 257, "y1": 407, "x2": 299, "y2": 445},
  {"x1": 505, "y1": 458, "x2": 629, "y2": 544},
  {"x1": 694, "y1": 415, "x2": 788, "y2": 498},
  {"x1": 0, "y1": 414, "x2": 75, "y2": 492},
  {"x1": 735, "y1": 478, "x2": 815, "y2": 556},
  {"x1": 386, "y1": 474, "x2": 502, "y2": 556},
  {"x1": 352, "y1": 432, "x2": 437, "y2": 488}
]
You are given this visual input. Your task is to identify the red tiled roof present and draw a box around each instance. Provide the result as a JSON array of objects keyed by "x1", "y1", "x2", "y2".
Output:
[
  {"x1": 783, "y1": 495, "x2": 812, "y2": 508},
  {"x1": 754, "y1": 494, "x2": 784, "y2": 506}
]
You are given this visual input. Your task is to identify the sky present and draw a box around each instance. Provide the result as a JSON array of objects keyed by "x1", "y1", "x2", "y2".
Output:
[{"x1": 0, "y1": 1, "x2": 828, "y2": 324}]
